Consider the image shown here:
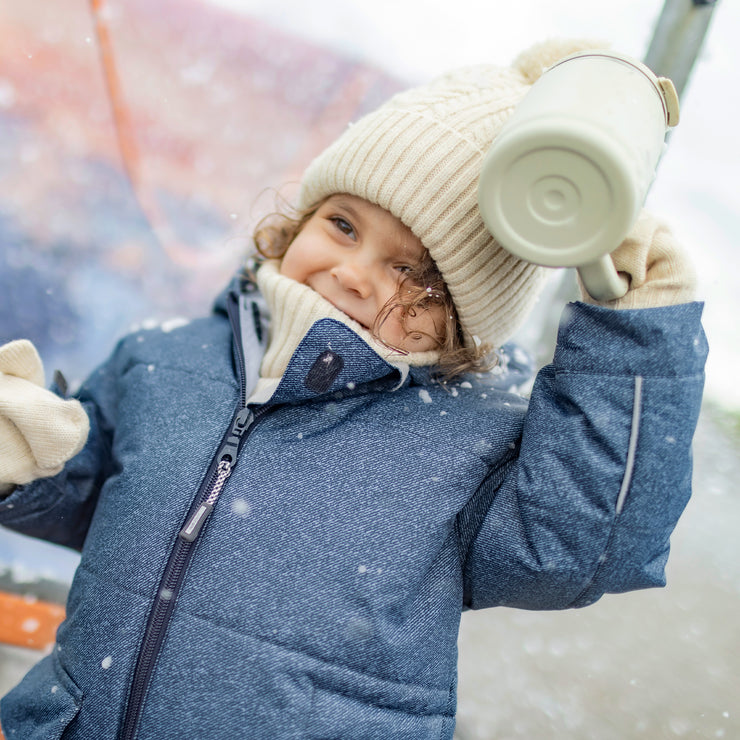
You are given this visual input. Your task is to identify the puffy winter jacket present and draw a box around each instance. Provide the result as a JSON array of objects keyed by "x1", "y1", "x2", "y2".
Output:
[{"x1": 0, "y1": 280, "x2": 707, "y2": 740}]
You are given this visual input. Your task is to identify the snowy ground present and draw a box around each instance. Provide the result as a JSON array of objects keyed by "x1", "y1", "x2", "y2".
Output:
[{"x1": 455, "y1": 406, "x2": 740, "y2": 739}]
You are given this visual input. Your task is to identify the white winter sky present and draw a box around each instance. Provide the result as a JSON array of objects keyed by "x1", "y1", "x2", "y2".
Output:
[{"x1": 209, "y1": 0, "x2": 739, "y2": 409}]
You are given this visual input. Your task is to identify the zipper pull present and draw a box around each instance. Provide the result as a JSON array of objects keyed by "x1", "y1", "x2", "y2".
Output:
[
  {"x1": 179, "y1": 460, "x2": 233, "y2": 542},
  {"x1": 179, "y1": 408, "x2": 254, "y2": 543},
  {"x1": 179, "y1": 502, "x2": 214, "y2": 542}
]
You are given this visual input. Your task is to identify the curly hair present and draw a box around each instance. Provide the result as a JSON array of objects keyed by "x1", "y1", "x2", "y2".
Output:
[{"x1": 252, "y1": 196, "x2": 493, "y2": 381}]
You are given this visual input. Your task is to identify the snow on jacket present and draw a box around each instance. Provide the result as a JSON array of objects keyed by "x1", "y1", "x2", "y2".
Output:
[{"x1": 0, "y1": 279, "x2": 707, "y2": 740}]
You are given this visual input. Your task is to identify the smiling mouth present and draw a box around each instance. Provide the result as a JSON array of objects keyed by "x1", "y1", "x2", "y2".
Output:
[
  {"x1": 306, "y1": 280, "x2": 374, "y2": 331},
  {"x1": 324, "y1": 296, "x2": 372, "y2": 331}
]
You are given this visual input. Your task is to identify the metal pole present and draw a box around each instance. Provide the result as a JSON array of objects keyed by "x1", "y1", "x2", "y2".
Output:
[{"x1": 644, "y1": 0, "x2": 720, "y2": 100}]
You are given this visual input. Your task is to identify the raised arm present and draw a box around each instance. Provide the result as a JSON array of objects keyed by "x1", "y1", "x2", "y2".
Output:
[{"x1": 461, "y1": 212, "x2": 707, "y2": 610}]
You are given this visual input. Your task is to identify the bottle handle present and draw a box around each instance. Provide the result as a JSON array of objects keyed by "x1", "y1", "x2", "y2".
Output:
[{"x1": 577, "y1": 254, "x2": 630, "y2": 302}]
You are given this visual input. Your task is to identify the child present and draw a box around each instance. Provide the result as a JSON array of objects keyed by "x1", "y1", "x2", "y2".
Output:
[{"x1": 0, "y1": 39, "x2": 706, "y2": 740}]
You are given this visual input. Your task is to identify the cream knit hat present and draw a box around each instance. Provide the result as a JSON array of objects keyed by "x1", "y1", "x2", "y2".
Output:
[{"x1": 299, "y1": 39, "x2": 606, "y2": 349}]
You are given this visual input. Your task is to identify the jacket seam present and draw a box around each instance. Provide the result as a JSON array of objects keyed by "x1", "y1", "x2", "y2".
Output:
[
  {"x1": 552, "y1": 368, "x2": 704, "y2": 381},
  {"x1": 146, "y1": 598, "x2": 452, "y2": 708},
  {"x1": 121, "y1": 359, "x2": 239, "y2": 390},
  {"x1": 455, "y1": 449, "x2": 518, "y2": 605}
]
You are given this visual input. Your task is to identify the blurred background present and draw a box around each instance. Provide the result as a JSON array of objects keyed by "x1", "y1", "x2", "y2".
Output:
[{"x1": 0, "y1": 1, "x2": 738, "y2": 737}]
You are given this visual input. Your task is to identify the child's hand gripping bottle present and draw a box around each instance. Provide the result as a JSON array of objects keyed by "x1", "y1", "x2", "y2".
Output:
[{"x1": 478, "y1": 50, "x2": 680, "y2": 301}]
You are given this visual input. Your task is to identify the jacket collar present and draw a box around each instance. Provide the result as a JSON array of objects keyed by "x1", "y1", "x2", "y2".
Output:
[
  {"x1": 216, "y1": 266, "x2": 439, "y2": 405},
  {"x1": 265, "y1": 318, "x2": 412, "y2": 405}
]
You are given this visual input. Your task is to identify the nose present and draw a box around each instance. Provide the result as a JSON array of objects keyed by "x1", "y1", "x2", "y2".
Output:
[{"x1": 330, "y1": 261, "x2": 374, "y2": 300}]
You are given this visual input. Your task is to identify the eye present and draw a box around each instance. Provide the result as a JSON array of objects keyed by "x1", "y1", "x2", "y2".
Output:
[
  {"x1": 329, "y1": 216, "x2": 356, "y2": 240},
  {"x1": 395, "y1": 264, "x2": 425, "y2": 287}
]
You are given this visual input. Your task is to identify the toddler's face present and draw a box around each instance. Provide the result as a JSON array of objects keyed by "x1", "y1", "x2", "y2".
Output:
[{"x1": 280, "y1": 195, "x2": 446, "y2": 353}]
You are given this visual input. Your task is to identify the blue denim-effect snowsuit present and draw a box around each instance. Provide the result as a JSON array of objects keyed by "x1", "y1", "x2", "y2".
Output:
[{"x1": 0, "y1": 276, "x2": 707, "y2": 740}]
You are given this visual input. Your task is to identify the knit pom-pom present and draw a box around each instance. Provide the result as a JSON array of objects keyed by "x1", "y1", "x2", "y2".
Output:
[{"x1": 513, "y1": 38, "x2": 609, "y2": 83}]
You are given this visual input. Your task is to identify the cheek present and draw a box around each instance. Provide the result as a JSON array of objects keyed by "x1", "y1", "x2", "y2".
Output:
[
  {"x1": 423, "y1": 310, "x2": 448, "y2": 347},
  {"x1": 381, "y1": 303, "x2": 448, "y2": 351},
  {"x1": 279, "y1": 238, "x2": 311, "y2": 283},
  {"x1": 410, "y1": 302, "x2": 446, "y2": 336}
]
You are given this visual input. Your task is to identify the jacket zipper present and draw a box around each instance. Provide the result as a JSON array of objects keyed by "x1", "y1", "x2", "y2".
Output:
[{"x1": 119, "y1": 292, "x2": 265, "y2": 740}]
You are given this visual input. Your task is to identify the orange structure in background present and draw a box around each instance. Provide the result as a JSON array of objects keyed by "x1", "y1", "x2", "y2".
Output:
[
  {"x1": 0, "y1": 591, "x2": 64, "y2": 651},
  {"x1": 0, "y1": 590, "x2": 64, "y2": 734}
]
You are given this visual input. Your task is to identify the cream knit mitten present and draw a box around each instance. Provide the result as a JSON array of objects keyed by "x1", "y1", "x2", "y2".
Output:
[
  {"x1": 578, "y1": 211, "x2": 697, "y2": 309},
  {"x1": 0, "y1": 340, "x2": 89, "y2": 495}
]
